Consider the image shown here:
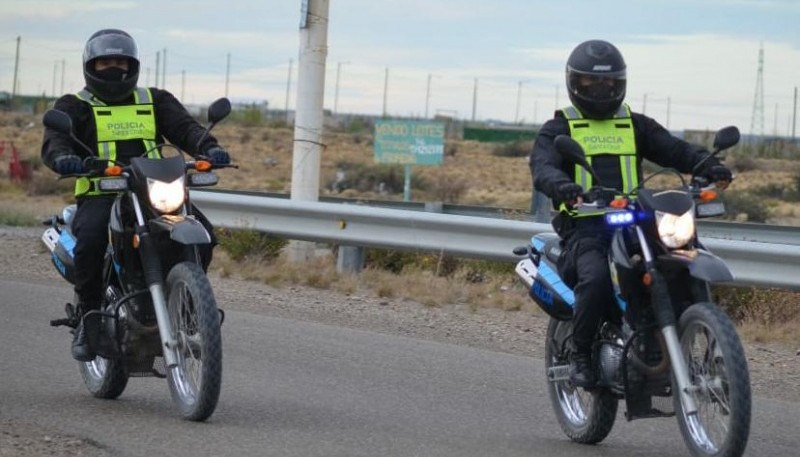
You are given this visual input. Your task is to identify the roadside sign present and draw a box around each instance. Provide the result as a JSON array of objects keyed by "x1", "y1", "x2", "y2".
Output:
[{"x1": 374, "y1": 119, "x2": 444, "y2": 166}]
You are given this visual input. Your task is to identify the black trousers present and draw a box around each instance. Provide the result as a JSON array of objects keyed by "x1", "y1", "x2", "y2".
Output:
[
  {"x1": 557, "y1": 225, "x2": 616, "y2": 354},
  {"x1": 71, "y1": 196, "x2": 216, "y2": 310}
]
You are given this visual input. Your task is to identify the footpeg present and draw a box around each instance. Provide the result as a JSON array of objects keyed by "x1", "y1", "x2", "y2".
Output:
[
  {"x1": 51, "y1": 303, "x2": 79, "y2": 328},
  {"x1": 548, "y1": 364, "x2": 571, "y2": 382}
]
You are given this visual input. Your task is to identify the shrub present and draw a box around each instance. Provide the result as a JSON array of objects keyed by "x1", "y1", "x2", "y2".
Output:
[
  {"x1": 25, "y1": 174, "x2": 73, "y2": 196},
  {"x1": 326, "y1": 161, "x2": 429, "y2": 195},
  {"x1": 216, "y1": 228, "x2": 288, "y2": 262},
  {"x1": 430, "y1": 176, "x2": 468, "y2": 203},
  {"x1": 722, "y1": 191, "x2": 769, "y2": 223},
  {"x1": 728, "y1": 154, "x2": 759, "y2": 173},
  {"x1": 491, "y1": 140, "x2": 532, "y2": 158}
]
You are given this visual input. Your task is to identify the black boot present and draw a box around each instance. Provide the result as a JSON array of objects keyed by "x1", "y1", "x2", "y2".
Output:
[
  {"x1": 569, "y1": 350, "x2": 596, "y2": 388},
  {"x1": 72, "y1": 312, "x2": 100, "y2": 362}
]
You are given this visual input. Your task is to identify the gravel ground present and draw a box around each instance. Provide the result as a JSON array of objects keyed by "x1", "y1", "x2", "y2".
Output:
[{"x1": 2, "y1": 225, "x2": 799, "y2": 455}]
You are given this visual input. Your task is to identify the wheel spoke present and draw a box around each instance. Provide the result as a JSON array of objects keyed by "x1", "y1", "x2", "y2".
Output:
[{"x1": 679, "y1": 316, "x2": 737, "y2": 453}]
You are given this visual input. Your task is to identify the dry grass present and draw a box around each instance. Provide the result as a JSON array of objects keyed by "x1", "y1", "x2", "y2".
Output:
[
  {"x1": 715, "y1": 286, "x2": 800, "y2": 344},
  {"x1": 211, "y1": 246, "x2": 533, "y2": 314}
]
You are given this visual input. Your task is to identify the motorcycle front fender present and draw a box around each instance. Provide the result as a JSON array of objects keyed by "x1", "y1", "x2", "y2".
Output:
[
  {"x1": 657, "y1": 248, "x2": 734, "y2": 283},
  {"x1": 149, "y1": 215, "x2": 212, "y2": 245}
]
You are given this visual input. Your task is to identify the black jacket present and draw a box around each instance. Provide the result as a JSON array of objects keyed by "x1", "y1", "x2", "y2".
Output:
[
  {"x1": 41, "y1": 87, "x2": 221, "y2": 172},
  {"x1": 531, "y1": 109, "x2": 720, "y2": 207}
]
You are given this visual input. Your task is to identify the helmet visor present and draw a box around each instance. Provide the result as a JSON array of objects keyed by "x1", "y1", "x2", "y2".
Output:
[
  {"x1": 84, "y1": 32, "x2": 138, "y2": 63},
  {"x1": 568, "y1": 70, "x2": 626, "y2": 103}
]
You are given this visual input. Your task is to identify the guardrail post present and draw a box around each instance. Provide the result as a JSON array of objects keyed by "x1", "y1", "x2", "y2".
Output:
[
  {"x1": 531, "y1": 190, "x2": 551, "y2": 223},
  {"x1": 337, "y1": 245, "x2": 365, "y2": 273},
  {"x1": 425, "y1": 201, "x2": 443, "y2": 213}
]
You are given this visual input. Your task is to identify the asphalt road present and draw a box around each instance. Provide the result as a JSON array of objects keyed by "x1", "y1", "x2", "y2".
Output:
[{"x1": 1, "y1": 278, "x2": 798, "y2": 457}]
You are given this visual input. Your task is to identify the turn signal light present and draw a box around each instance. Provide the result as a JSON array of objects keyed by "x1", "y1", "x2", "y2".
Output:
[
  {"x1": 195, "y1": 160, "x2": 212, "y2": 172},
  {"x1": 105, "y1": 165, "x2": 123, "y2": 176},
  {"x1": 609, "y1": 198, "x2": 628, "y2": 209},
  {"x1": 699, "y1": 190, "x2": 718, "y2": 202}
]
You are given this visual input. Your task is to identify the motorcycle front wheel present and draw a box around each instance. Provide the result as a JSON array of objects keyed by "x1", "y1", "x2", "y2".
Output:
[
  {"x1": 165, "y1": 262, "x2": 222, "y2": 421},
  {"x1": 545, "y1": 318, "x2": 617, "y2": 444},
  {"x1": 674, "y1": 302, "x2": 751, "y2": 457}
]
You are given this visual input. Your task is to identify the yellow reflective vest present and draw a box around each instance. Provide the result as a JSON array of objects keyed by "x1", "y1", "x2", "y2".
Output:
[
  {"x1": 559, "y1": 104, "x2": 638, "y2": 217},
  {"x1": 73, "y1": 87, "x2": 160, "y2": 196}
]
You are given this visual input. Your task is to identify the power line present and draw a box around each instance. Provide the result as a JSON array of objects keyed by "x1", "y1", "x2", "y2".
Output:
[{"x1": 750, "y1": 43, "x2": 765, "y2": 137}]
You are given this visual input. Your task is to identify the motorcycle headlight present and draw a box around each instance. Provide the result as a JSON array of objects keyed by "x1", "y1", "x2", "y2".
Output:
[
  {"x1": 147, "y1": 176, "x2": 185, "y2": 214},
  {"x1": 655, "y1": 209, "x2": 695, "y2": 248}
]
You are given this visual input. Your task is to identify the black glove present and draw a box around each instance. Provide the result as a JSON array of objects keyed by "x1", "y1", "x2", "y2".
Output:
[
  {"x1": 705, "y1": 164, "x2": 732, "y2": 183},
  {"x1": 53, "y1": 154, "x2": 83, "y2": 175},
  {"x1": 555, "y1": 182, "x2": 583, "y2": 204},
  {"x1": 206, "y1": 146, "x2": 230, "y2": 166}
]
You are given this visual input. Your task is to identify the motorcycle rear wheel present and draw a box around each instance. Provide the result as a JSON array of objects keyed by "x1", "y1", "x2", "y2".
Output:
[
  {"x1": 545, "y1": 318, "x2": 618, "y2": 444},
  {"x1": 78, "y1": 295, "x2": 129, "y2": 399},
  {"x1": 674, "y1": 302, "x2": 751, "y2": 457},
  {"x1": 165, "y1": 262, "x2": 222, "y2": 421}
]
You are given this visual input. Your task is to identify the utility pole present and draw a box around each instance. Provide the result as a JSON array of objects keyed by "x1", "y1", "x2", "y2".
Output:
[
  {"x1": 162, "y1": 48, "x2": 167, "y2": 90},
  {"x1": 792, "y1": 86, "x2": 797, "y2": 140},
  {"x1": 289, "y1": 0, "x2": 329, "y2": 262},
  {"x1": 12, "y1": 36, "x2": 20, "y2": 103},
  {"x1": 155, "y1": 51, "x2": 160, "y2": 88},
  {"x1": 667, "y1": 96, "x2": 671, "y2": 130},
  {"x1": 425, "y1": 73, "x2": 433, "y2": 118},
  {"x1": 225, "y1": 52, "x2": 231, "y2": 98},
  {"x1": 333, "y1": 61, "x2": 348, "y2": 114},
  {"x1": 285, "y1": 58, "x2": 293, "y2": 123},
  {"x1": 382, "y1": 67, "x2": 388, "y2": 117},
  {"x1": 60, "y1": 59, "x2": 65, "y2": 94},
  {"x1": 181, "y1": 70, "x2": 186, "y2": 101},
  {"x1": 515, "y1": 80, "x2": 532, "y2": 123},
  {"x1": 773, "y1": 103, "x2": 779, "y2": 136},
  {"x1": 52, "y1": 61, "x2": 57, "y2": 98},
  {"x1": 471, "y1": 78, "x2": 477, "y2": 122}
]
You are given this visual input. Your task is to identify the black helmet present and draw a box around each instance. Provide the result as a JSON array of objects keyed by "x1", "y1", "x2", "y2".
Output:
[
  {"x1": 565, "y1": 40, "x2": 626, "y2": 119},
  {"x1": 82, "y1": 29, "x2": 140, "y2": 102}
]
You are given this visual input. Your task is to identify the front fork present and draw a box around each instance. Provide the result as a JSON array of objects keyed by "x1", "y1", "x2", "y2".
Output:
[
  {"x1": 131, "y1": 194, "x2": 180, "y2": 368},
  {"x1": 634, "y1": 227, "x2": 698, "y2": 415}
]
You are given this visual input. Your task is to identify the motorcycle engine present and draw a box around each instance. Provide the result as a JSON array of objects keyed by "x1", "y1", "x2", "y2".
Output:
[
  {"x1": 599, "y1": 341, "x2": 624, "y2": 385},
  {"x1": 103, "y1": 285, "x2": 125, "y2": 342}
]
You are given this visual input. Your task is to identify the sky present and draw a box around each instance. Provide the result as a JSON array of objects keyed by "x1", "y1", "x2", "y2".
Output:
[{"x1": 1, "y1": 0, "x2": 798, "y2": 134}]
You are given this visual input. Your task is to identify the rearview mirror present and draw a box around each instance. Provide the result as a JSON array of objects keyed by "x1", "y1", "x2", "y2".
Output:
[
  {"x1": 207, "y1": 98, "x2": 231, "y2": 124},
  {"x1": 554, "y1": 135, "x2": 601, "y2": 184},
  {"x1": 42, "y1": 109, "x2": 73, "y2": 135},
  {"x1": 713, "y1": 126, "x2": 740, "y2": 152}
]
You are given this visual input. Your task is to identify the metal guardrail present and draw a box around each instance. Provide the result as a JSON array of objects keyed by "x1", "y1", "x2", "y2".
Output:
[{"x1": 191, "y1": 189, "x2": 800, "y2": 291}]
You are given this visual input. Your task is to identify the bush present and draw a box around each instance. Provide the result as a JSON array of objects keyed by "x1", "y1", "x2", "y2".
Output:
[
  {"x1": 491, "y1": 140, "x2": 532, "y2": 158},
  {"x1": 430, "y1": 176, "x2": 468, "y2": 203},
  {"x1": 728, "y1": 154, "x2": 759, "y2": 173},
  {"x1": 25, "y1": 174, "x2": 73, "y2": 196},
  {"x1": 216, "y1": 228, "x2": 288, "y2": 262},
  {"x1": 364, "y1": 248, "x2": 514, "y2": 281},
  {"x1": 721, "y1": 191, "x2": 769, "y2": 223},
  {"x1": 326, "y1": 161, "x2": 429, "y2": 195}
]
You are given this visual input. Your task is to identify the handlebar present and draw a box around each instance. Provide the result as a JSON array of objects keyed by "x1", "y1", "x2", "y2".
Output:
[{"x1": 57, "y1": 158, "x2": 238, "y2": 180}]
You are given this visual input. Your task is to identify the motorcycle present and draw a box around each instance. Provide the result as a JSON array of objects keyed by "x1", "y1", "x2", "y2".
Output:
[
  {"x1": 514, "y1": 126, "x2": 751, "y2": 457},
  {"x1": 40, "y1": 97, "x2": 233, "y2": 421}
]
